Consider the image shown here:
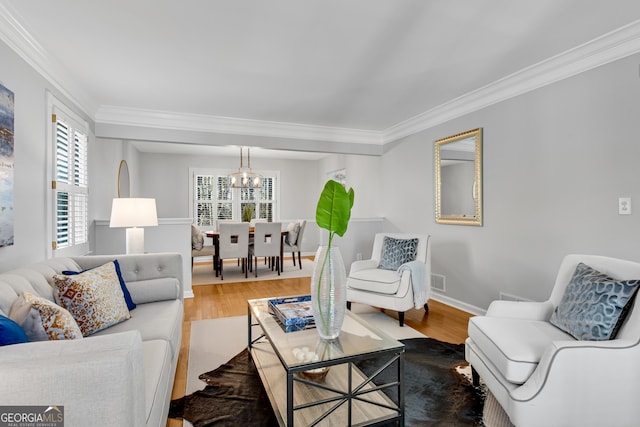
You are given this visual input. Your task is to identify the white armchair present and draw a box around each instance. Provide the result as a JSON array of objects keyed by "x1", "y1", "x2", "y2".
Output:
[
  {"x1": 466, "y1": 254, "x2": 640, "y2": 427},
  {"x1": 346, "y1": 233, "x2": 431, "y2": 326}
]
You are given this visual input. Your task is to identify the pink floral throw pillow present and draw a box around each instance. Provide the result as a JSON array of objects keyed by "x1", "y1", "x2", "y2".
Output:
[{"x1": 53, "y1": 261, "x2": 130, "y2": 336}]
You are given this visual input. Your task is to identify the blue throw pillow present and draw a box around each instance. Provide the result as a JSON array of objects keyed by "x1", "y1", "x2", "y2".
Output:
[
  {"x1": 62, "y1": 259, "x2": 136, "y2": 311},
  {"x1": 0, "y1": 314, "x2": 29, "y2": 346},
  {"x1": 550, "y1": 262, "x2": 640, "y2": 340},
  {"x1": 378, "y1": 237, "x2": 419, "y2": 270}
]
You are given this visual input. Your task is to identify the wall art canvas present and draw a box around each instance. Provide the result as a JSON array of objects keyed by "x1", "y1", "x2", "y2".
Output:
[{"x1": 0, "y1": 83, "x2": 14, "y2": 247}]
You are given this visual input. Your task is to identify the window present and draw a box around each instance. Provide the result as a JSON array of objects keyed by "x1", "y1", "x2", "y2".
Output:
[
  {"x1": 49, "y1": 98, "x2": 89, "y2": 256},
  {"x1": 191, "y1": 169, "x2": 278, "y2": 227}
]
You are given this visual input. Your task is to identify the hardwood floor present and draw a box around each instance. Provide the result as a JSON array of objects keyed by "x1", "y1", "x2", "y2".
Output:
[{"x1": 167, "y1": 258, "x2": 473, "y2": 427}]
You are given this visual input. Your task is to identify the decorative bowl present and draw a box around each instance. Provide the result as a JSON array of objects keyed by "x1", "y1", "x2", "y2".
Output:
[{"x1": 297, "y1": 367, "x2": 330, "y2": 383}]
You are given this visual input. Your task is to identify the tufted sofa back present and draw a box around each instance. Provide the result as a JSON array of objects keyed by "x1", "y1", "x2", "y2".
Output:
[
  {"x1": 0, "y1": 258, "x2": 81, "y2": 316},
  {"x1": 0, "y1": 253, "x2": 184, "y2": 316}
]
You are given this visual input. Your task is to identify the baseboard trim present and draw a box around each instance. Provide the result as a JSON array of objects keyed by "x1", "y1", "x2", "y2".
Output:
[{"x1": 431, "y1": 293, "x2": 486, "y2": 316}]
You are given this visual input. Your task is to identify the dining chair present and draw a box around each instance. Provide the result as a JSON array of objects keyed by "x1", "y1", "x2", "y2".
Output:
[
  {"x1": 283, "y1": 220, "x2": 306, "y2": 270},
  {"x1": 190, "y1": 224, "x2": 216, "y2": 271},
  {"x1": 216, "y1": 219, "x2": 242, "y2": 266},
  {"x1": 217, "y1": 222, "x2": 250, "y2": 280},
  {"x1": 249, "y1": 222, "x2": 282, "y2": 277},
  {"x1": 216, "y1": 219, "x2": 239, "y2": 231}
]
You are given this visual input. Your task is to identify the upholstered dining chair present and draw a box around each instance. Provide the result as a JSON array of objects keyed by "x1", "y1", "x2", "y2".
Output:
[
  {"x1": 249, "y1": 222, "x2": 282, "y2": 277},
  {"x1": 217, "y1": 222, "x2": 250, "y2": 280},
  {"x1": 346, "y1": 233, "x2": 431, "y2": 326},
  {"x1": 283, "y1": 220, "x2": 306, "y2": 269},
  {"x1": 191, "y1": 224, "x2": 216, "y2": 271}
]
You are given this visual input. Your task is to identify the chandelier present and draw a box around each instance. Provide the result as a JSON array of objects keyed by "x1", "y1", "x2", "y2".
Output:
[{"x1": 229, "y1": 147, "x2": 263, "y2": 188}]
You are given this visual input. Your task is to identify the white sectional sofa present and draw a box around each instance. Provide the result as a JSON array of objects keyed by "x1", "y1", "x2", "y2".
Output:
[{"x1": 0, "y1": 253, "x2": 184, "y2": 427}]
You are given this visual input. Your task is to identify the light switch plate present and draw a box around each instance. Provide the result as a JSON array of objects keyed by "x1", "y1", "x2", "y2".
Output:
[{"x1": 619, "y1": 197, "x2": 632, "y2": 215}]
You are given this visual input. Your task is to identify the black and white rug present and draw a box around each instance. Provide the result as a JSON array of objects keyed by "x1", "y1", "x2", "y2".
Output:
[{"x1": 170, "y1": 336, "x2": 486, "y2": 426}]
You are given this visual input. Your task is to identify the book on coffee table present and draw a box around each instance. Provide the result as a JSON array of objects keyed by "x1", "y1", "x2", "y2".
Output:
[{"x1": 268, "y1": 295, "x2": 315, "y2": 332}]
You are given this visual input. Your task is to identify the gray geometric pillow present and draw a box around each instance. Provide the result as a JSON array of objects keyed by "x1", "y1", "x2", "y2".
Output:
[
  {"x1": 378, "y1": 237, "x2": 419, "y2": 270},
  {"x1": 550, "y1": 262, "x2": 640, "y2": 341}
]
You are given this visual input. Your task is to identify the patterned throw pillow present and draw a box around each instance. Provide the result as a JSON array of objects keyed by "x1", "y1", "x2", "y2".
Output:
[
  {"x1": 550, "y1": 262, "x2": 640, "y2": 340},
  {"x1": 378, "y1": 237, "x2": 419, "y2": 270},
  {"x1": 286, "y1": 222, "x2": 301, "y2": 246},
  {"x1": 54, "y1": 261, "x2": 131, "y2": 336},
  {"x1": 62, "y1": 259, "x2": 136, "y2": 311},
  {"x1": 9, "y1": 294, "x2": 50, "y2": 341},
  {"x1": 19, "y1": 292, "x2": 83, "y2": 340},
  {"x1": 191, "y1": 224, "x2": 204, "y2": 251}
]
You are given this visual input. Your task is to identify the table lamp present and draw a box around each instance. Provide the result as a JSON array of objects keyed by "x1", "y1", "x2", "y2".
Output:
[{"x1": 109, "y1": 198, "x2": 158, "y2": 254}]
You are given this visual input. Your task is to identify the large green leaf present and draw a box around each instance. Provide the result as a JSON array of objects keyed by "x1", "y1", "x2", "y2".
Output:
[{"x1": 316, "y1": 180, "x2": 354, "y2": 237}]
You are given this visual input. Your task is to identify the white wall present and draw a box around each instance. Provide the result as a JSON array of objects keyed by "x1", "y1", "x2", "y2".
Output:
[
  {"x1": 382, "y1": 52, "x2": 640, "y2": 312},
  {"x1": 88, "y1": 142, "x2": 332, "y2": 262},
  {"x1": 316, "y1": 153, "x2": 386, "y2": 268},
  {"x1": 132, "y1": 151, "x2": 321, "y2": 219},
  {"x1": 5, "y1": 34, "x2": 640, "y2": 315},
  {"x1": 0, "y1": 41, "x2": 94, "y2": 271}
]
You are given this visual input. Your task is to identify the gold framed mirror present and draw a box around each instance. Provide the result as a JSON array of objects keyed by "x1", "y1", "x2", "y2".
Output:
[
  {"x1": 117, "y1": 160, "x2": 130, "y2": 198},
  {"x1": 435, "y1": 128, "x2": 482, "y2": 226}
]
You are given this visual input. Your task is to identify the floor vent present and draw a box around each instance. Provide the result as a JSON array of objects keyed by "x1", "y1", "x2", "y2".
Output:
[{"x1": 431, "y1": 274, "x2": 446, "y2": 293}]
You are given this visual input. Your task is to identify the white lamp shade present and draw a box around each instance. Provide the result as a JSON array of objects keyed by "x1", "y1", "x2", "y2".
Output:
[{"x1": 109, "y1": 198, "x2": 158, "y2": 228}]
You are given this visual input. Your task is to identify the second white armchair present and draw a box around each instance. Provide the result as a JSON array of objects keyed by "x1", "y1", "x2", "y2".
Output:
[{"x1": 346, "y1": 233, "x2": 431, "y2": 326}]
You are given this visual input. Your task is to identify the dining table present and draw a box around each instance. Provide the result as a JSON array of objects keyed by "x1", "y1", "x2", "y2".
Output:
[{"x1": 205, "y1": 228, "x2": 289, "y2": 276}]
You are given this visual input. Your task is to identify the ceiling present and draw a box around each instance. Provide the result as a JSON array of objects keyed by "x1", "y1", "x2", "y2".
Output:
[{"x1": 2, "y1": 1, "x2": 640, "y2": 157}]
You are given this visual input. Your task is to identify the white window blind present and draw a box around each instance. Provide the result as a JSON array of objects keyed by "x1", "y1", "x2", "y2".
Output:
[
  {"x1": 53, "y1": 112, "x2": 88, "y2": 253},
  {"x1": 258, "y1": 177, "x2": 274, "y2": 221},
  {"x1": 192, "y1": 170, "x2": 277, "y2": 227}
]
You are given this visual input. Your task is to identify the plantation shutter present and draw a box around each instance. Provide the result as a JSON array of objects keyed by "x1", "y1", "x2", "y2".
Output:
[
  {"x1": 195, "y1": 174, "x2": 215, "y2": 227},
  {"x1": 216, "y1": 176, "x2": 233, "y2": 221},
  {"x1": 258, "y1": 177, "x2": 274, "y2": 221},
  {"x1": 53, "y1": 113, "x2": 88, "y2": 253},
  {"x1": 192, "y1": 170, "x2": 277, "y2": 227}
]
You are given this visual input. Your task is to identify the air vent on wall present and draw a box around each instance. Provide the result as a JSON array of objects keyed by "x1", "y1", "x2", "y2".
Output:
[
  {"x1": 499, "y1": 292, "x2": 531, "y2": 302},
  {"x1": 431, "y1": 274, "x2": 446, "y2": 293}
]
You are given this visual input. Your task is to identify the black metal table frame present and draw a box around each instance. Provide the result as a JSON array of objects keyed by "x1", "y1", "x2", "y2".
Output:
[{"x1": 248, "y1": 304, "x2": 405, "y2": 427}]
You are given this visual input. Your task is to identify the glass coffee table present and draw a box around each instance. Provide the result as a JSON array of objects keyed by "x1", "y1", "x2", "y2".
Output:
[{"x1": 248, "y1": 296, "x2": 405, "y2": 426}]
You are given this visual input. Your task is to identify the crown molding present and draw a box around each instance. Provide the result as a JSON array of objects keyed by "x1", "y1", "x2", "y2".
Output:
[
  {"x1": 0, "y1": 3, "x2": 97, "y2": 117},
  {"x1": 95, "y1": 105, "x2": 383, "y2": 145},
  {"x1": 2, "y1": 2, "x2": 639, "y2": 146},
  {"x1": 383, "y1": 19, "x2": 640, "y2": 143}
]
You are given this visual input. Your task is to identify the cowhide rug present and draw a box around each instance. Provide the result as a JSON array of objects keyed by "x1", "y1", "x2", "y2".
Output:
[{"x1": 169, "y1": 337, "x2": 485, "y2": 426}]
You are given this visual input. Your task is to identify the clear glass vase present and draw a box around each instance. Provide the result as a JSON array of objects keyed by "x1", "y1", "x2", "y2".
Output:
[{"x1": 311, "y1": 245, "x2": 347, "y2": 340}]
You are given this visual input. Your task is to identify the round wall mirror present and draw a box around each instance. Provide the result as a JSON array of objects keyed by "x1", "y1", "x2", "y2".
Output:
[{"x1": 117, "y1": 160, "x2": 130, "y2": 198}]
